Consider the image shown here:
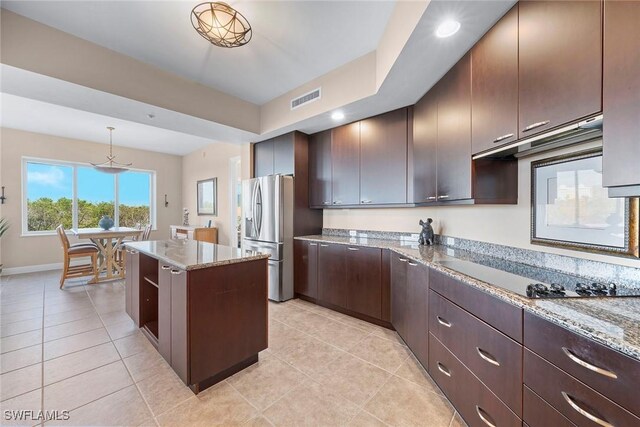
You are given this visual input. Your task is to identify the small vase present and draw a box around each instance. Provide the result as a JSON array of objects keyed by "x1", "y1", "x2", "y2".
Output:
[{"x1": 99, "y1": 215, "x2": 114, "y2": 230}]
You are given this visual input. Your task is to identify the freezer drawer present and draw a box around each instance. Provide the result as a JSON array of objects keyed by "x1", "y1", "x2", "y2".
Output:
[
  {"x1": 268, "y1": 259, "x2": 293, "y2": 302},
  {"x1": 243, "y1": 239, "x2": 283, "y2": 261}
]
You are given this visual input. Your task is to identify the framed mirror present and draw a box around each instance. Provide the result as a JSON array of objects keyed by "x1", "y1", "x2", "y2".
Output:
[
  {"x1": 531, "y1": 149, "x2": 639, "y2": 258},
  {"x1": 197, "y1": 178, "x2": 217, "y2": 216}
]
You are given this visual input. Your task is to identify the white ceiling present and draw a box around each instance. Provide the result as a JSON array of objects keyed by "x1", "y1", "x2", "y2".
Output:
[
  {"x1": 1, "y1": 0, "x2": 395, "y2": 105},
  {"x1": 0, "y1": 93, "x2": 221, "y2": 155}
]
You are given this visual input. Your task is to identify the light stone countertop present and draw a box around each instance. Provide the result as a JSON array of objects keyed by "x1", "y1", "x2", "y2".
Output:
[
  {"x1": 296, "y1": 235, "x2": 640, "y2": 361},
  {"x1": 124, "y1": 239, "x2": 270, "y2": 271}
]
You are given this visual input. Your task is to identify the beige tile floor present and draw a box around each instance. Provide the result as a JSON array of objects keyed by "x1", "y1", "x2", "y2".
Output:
[{"x1": 1, "y1": 270, "x2": 467, "y2": 426}]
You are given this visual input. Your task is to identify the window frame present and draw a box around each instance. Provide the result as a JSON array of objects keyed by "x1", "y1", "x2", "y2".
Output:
[{"x1": 21, "y1": 156, "x2": 156, "y2": 236}]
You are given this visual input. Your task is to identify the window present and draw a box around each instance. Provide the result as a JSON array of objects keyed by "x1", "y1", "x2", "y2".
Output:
[{"x1": 22, "y1": 158, "x2": 156, "y2": 234}]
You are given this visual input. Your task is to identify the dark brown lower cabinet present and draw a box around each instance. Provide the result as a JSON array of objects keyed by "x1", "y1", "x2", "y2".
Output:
[
  {"x1": 429, "y1": 333, "x2": 521, "y2": 427},
  {"x1": 293, "y1": 240, "x2": 318, "y2": 299},
  {"x1": 523, "y1": 386, "x2": 575, "y2": 427},
  {"x1": 345, "y1": 246, "x2": 382, "y2": 319},
  {"x1": 317, "y1": 243, "x2": 347, "y2": 307},
  {"x1": 390, "y1": 255, "x2": 428, "y2": 368}
]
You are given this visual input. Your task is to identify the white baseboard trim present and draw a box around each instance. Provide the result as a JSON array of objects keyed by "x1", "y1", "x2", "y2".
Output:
[{"x1": 1, "y1": 263, "x2": 63, "y2": 276}]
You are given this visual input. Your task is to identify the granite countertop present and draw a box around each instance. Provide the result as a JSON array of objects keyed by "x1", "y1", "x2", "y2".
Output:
[
  {"x1": 296, "y1": 235, "x2": 640, "y2": 361},
  {"x1": 124, "y1": 239, "x2": 270, "y2": 271}
]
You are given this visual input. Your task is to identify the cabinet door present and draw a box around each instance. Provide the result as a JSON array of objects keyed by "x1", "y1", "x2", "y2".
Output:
[
  {"x1": 406, "y1": 261, "x2": 429, "y2": 368},
  {"x1": 254, "y1": 139, "x2": 274, "y2": 177},
  {"x1": 317, "y1": 243, "x2": 347, "y2": 308},
  {"x1": 391, "y1": 254, "x2": 408, "y2": 341},
  {"x1": 603, "y1": 0, "x2": 640, "y2": 189},
  {"x1": 293, "y1": 240, "x2": 318, "y2": 299},
  {"x1": 345, "y1": 246, "x2": 382, "y2": 319},
  {"x1": 436, "y1": 53, "x2": 472, "y2": 201},
  {"x1": 331, "y1": 122, "x2": 360, "y2": 206},
  {"x1": 360, "y1": 109, "x2": 408, "y2": 205},
  {"x1": 471, "y1": 4, "x2": 519, "y2": 154},
  {"x1": 412, "y1": 89, "x2": 438, "y2": 203},
  {"x1": 158, "y1": 264, "x2": 172, "y2": 364},
  {"x1": 518, "y1": 0, "x2": 602, "y2": 139},
  {"x1": 309, "y1": 130, "x2": 333, "y2": 207},
  {"x1": 273, "y1": 134, "x2": 294, "y2": 175},
  {"x1": 125, "y1": 250, "x2": 140, "y2": 325}
]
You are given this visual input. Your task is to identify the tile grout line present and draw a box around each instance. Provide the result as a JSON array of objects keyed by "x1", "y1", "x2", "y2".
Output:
[{"x1": 39, "y1": 280, "x2": 45, "y2": 427}]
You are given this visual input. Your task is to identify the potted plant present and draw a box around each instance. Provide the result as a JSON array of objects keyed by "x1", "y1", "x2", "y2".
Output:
[{"x1": 0, "y1": 218, "x2": 7, "y2": 274}]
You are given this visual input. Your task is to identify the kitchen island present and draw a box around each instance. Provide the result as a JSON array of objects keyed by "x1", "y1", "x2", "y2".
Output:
[{"x1": 123, "y1": 239, "x2": 269, "y2": 394}]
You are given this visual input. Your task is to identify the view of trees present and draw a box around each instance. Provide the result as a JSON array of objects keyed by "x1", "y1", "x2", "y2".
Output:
[{"x1": 27, "y1": 197, "x2": 150, "y2": 231}]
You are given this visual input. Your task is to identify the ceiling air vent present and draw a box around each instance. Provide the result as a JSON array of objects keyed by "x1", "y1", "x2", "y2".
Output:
[{"x1": 291, "y1": 87, "x2": 321, "y2": 110}]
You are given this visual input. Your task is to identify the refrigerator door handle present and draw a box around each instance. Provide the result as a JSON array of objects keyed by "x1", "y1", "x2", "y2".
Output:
[{"x1": 255, "y1": 180, "x2": 263, "y2": 237}]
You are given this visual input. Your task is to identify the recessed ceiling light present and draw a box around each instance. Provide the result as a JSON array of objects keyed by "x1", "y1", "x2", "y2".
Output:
[
  {"x1": 435, "y1": 19, "x2": 461, "y2": 38},
  {"x1": 331, "y1": 111, "x2": 345, "y2": 121}
]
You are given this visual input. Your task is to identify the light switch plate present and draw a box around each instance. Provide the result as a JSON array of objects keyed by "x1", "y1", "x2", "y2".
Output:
[
  {"x1": 447, "y1": 248, "x2": 455, "y2": 256},
  {"x1": 446, "y1": 237, "x2": 455, "y2": 246},
  {"x1": 360, "y1": 233, "x2": 368, "y2": 238}
]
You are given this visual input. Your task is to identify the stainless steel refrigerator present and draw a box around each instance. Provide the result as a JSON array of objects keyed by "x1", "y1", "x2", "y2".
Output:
[{"x1": 241, "y1": 175, "x2": 294, "y2": 301}]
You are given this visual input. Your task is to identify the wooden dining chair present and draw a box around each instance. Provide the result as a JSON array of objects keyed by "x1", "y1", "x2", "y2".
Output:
[
  {"x1": 115, "y1": 223, "x2": 152, "y2": 278},
  {"x1": 56, "y1": 225, "x2": 99, "y2": 288},
  {"x1": 141, "y1": 223, "x2": 152, "y2": 241}
]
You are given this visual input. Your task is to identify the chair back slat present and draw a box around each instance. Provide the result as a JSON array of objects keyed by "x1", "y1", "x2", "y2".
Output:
[
  {"x1": 141, "y1": 224, "x2": 152, "y2": 241},
  {"x1": 56, "y1": 225, "x2": 70, "y2": 250}
]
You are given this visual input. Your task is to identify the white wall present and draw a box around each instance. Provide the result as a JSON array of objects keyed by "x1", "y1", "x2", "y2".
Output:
[
  {"x1": 0, "y1": 127, "x2": 183, "y2": 270},
  {"x1": 324, "y1": 140, "x2": 640, "y2": 269}
]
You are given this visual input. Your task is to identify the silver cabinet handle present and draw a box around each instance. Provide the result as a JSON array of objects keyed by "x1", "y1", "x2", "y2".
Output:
[
  {"x1": 562, "y1": 347, "x2": 618, "y2": 379},
  {"x1": 437, "y1": 316, "x2": 452, "y2": 327},
  {"x1": 361, "y1": 199, "x2": 372, "y2": 204},
  {"x1": 476, "y1": 347, "x2": 500, "y2": 367},
  {"x1": 407, "y1": 261, "x2": 418, "y2": 266},
  {"x1": 398, "y1": 257, "x2": 407, "y2": 262},
  {"x1": 323, "y1": 201, "x2": 331, "y2": 205},
  {"x1": 437, "y1": 362, "x2": 451, "y2": 377},
  {"x1": 347, "y1": 247, "x2": 359, "y2": 251},
  {"x1": 493, "y1": 133, "x2": 514, "y2": 143},
  {"x1": 319, "y1": 244, "x2": 329, "y2": 247},
  {"x1": 333, "y1": 200, "x2": 342, "y2": 205},
  {"x1": 170, "y1": 269, "x2": 182, "y2": 275},
  {"x1": 438, "y1": 195, "x2": 450, "y2": 199},
  {"x1": 161, "y1": 265, "x2": 171, "y2": 270},
  {"x1": 427, "y1": 196, "x2": 437, "y2": 200},
  {"x1": 475, "y1": 406, "x2": 497, "y2": 427},
  {"x1": 522, "y1": 120, "x2": 550, "y2": 132},
  {"x1": 309, "y1": 243, "x2": 318, "y2": 246},
  {"x1": 562, "y1": 392, "x2": 613, "y2": 427}
]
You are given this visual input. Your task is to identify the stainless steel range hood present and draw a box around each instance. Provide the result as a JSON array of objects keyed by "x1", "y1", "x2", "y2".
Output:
[{"x1": 473, "y1": 114, "x2": 603, "y2": 160}]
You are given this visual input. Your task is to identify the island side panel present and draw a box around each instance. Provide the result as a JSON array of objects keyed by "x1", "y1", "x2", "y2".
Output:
[
  {"x1": 125, "y1": 250, "x2": 140, "y2": 326},
  {"x1": 187, "y1": 258, "x2": 269, "y2": 386}
]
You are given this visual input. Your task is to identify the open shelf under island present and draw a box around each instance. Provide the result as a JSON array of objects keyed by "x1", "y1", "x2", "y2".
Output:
[{"x1": 123, "y1": 239, "x2": 270, "y2": 394}]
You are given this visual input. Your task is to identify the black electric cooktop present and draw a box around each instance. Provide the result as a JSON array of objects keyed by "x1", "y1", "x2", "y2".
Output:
[{"x1": 436, "y1": 259, "x2": 639, "y2": 299}]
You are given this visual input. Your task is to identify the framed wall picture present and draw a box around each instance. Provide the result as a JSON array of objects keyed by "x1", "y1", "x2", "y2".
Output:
[
  {"x1": 531, "y1": 149, "x2": 639, "y2": 257},
  {"x1": 197, "y1": 178, "x2": 217, "y2": 216}
]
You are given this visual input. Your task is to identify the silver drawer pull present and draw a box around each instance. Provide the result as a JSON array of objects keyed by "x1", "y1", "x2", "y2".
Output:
[
  {"x1": 522, "y1": 120, "x2": 550, "y2": 132},
  {"x1": 407, "y1": 261, "x2": 418, "y2": 266},
  {"x1": 170, "y1": 269, "x2": 182, "y2": 275},
  {"x1": 319, "y1": 244, "x2": 329, "y2": 247},
  {"x1": 437, "y1": 362, "x2": 451, "y2": 377},
  {"x1": 437, "y1": 316, "x2": 452, "y2": 327},
  {"x1": 309, "y1": 243, "x2": 318, "y2": 246},
  {"x1": 333, "y1": 200, "x2": 342, "y2": 205},
  {"x1": 398, "y1": 257, "x2": 407, "y2": 262},
  {"x1": 161, "y1": 265, "x2": 171, "y2": 270},
  {"x1": 476, "y1": 406, "x2": 497, "y2": 427},
  {"x1": 323, "y1": 201, "x2": 331, "y2": 205},
  {"x1": 562, "y1": 347, "x2": 618, "y2": 379},
  {"x1": 493, "y1": 133, "x2": 514, "y2": 143},
  {"x1": 562, "y1": 392, "x2": 613, "y2": 427},
  {"x1": 476, "y1": 347, "x2": 500, "y2": 366},
  {"x1": 347, "y1": 247, "x2": 359, "y2": 251},
  {"x1": 361, "y1": 199, "x2": 372, "y2": 204},
  {"x1": 427, "y1": 196, "x2": 437, "y2": 200},
  {"x1": 438, "y1": 195, "x2": 450, "y2": 199}
]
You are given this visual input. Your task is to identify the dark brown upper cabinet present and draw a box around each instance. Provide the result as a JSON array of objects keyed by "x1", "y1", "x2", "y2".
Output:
[
  {"x1": 254, "y1": 138, "x2": 274, "y2": 177},
  {"x1": 360, "y1": 109, "x2": 408, "y2": 205},
  {"x1": 602, "y1": 0, "x2": 640, "y2": 196},
  {"x1": 411, "y1": 89, "x2": 438, "y2": 204},
  {"x1": 518, "y1": 0, "x2": 602, "y2": 139},
  {"x1": 471, "y1": 4, "x2": 519, "y2": 155},
  {"x1": 331, "y1": 122, "x2": 361, "y2": 206},
  {"x1": 436, "y1": 53, "x2": 473, "y2": 201},
  {"x1": 253, "y1": 133, "x2": 293, "y2": 177},
  {"x1": 308, "y1": 130, "x2": 332, "y2": 208}
]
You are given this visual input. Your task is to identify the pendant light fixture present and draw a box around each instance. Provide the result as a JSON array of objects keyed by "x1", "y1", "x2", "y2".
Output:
[
  {"x1": 191, "y1": 2, "x2": 252, "y2": 48},
  {"x1": 91, "y1": 127, "x2": 132, "y2": 174}
]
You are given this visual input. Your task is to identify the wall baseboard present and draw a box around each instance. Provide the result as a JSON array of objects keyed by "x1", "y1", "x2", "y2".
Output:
[{"x1": 1, "y1": 263, "x2": 63, "y2": 276}]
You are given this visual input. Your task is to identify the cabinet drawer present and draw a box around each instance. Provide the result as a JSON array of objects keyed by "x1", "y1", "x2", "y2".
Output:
[
  {"x1": 430, "y1": 290, "x2": 522, "y2": 415},
  {"x1": 524, "y1": 349, "x2": 640, "y2": 427},
  {"x1": 524, "y1": 311, "x2": 640, "y2": 416},
  {"x1": 429, "y1": 269, "x2": 523, "y2": 342},
  {"x1": 429, "y1": 333, "x2": 521, "y2": 427},
  {"x1": 523, "y1": 385, "x2": 575, "y2": 427}
]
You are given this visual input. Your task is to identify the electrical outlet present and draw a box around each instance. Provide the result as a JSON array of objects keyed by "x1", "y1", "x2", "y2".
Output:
[
  {"x1": 446, "y1": 237, "x2": 455, "y2": 246},
  {"x1": 447, "y1": 248, "x2": 455, "y2": 256},
  {"x1": 349, "y1": 230, "x2": 357, "y2": 237},
  {"x1": 360, "y1": 233, "x2": 368, "y2": 238}
]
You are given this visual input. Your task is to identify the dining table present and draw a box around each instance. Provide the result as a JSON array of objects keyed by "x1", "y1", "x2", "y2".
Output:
[{"x1": 72, "y1": 227, "x2": 143, "y2": 282}]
